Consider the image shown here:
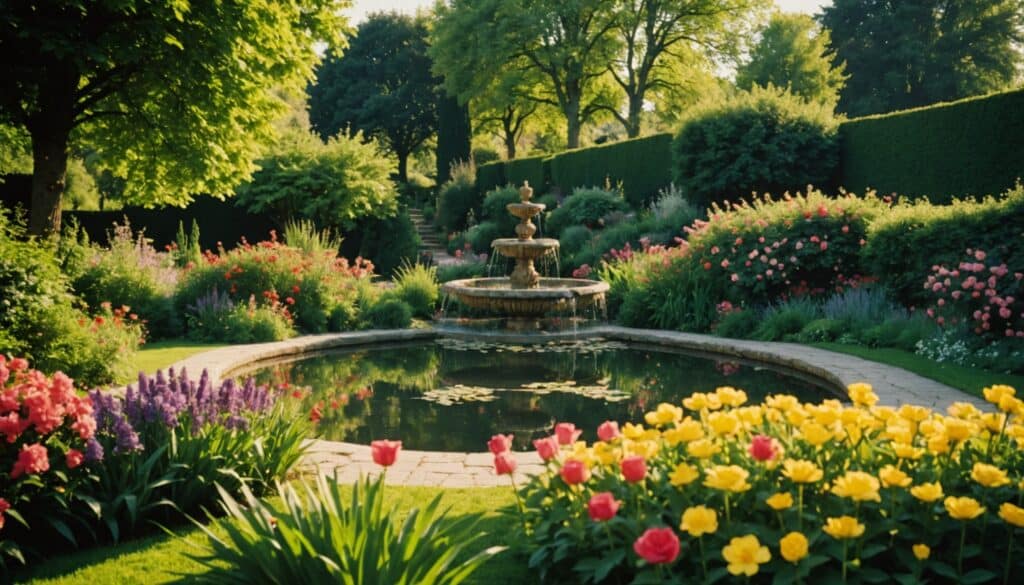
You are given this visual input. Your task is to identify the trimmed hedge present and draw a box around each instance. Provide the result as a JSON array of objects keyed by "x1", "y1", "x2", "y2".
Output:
[
  {"x1": 839, "y1": 88, "x2": 1024, "y2": 203},
  {"x1": 550, "y1": 133, "x2": 673, "y2": 209},
  {"x1": 862, "y1": 185, "x2": 1024, "y2": 307},
  {"x1": 476, "y1": 161, "x2": 506, "y2": 194},
  {"x1": 505, "y1": 155, "x2": 548, "y2": 193}
]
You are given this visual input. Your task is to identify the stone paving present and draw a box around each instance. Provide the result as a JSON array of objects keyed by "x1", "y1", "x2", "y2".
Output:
[{"x1": 166, "y1": 325, "x2": 992, "y2": 488}]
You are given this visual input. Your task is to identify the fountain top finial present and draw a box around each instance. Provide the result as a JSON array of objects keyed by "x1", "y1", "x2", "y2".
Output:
[{"x1": 519, "y1": 181, "x2": 533, "y2": 202}]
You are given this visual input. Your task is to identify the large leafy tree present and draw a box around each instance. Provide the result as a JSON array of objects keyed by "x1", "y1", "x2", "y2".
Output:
[
  {"x1": 607, "y1": 0, "x2": 765, "y2": 137},
  {"x1": 0, "y1": 0, "x2": 348, "y2": 236},
  {"x1": 432, "y1": 0, "x2": 622, "y2": 149},
  {"x1": 821, "y1": 0, "x2": 1024, "y2": 117},
  {"x1": 737, "y1": 12, "x2": 847, "y2": 107},
  {"x1": 309, "y1": 12, "x2": 439, "y2": 183}
]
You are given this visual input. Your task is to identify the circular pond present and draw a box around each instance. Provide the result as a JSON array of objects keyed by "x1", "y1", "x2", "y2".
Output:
[{"x1": 246, "y1": 338, "x2": 838, "y2": 452}]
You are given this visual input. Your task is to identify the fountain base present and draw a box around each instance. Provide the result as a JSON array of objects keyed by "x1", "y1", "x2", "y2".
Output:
[{"x1": 442, "y1": 277, "x2": 609, "y2": 317}]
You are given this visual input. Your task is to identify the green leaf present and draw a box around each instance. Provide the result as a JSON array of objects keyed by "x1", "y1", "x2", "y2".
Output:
[
  {"x1": 961, "y1": 568, "x2": 998, "y2": 584},
  {"x1": 930, "y1": 561, "x2": 959, "y2": 580}
]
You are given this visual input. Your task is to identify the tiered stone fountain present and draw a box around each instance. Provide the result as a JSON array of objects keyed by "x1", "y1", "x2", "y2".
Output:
[{"x1": 442, "y1": 182, "x2": 609, "y2": 317}]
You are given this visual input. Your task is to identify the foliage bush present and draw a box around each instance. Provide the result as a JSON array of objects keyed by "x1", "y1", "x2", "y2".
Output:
[
  {"x1": 752, "y1": 298, "x2": 822, "y2": 341},
  {"x1": 0, "y1": 210, "x2": 141, "y2": 387},
  {"x1": 504, "y1": 383, "x2": 1024, "y2": 584},
  {"x1": 473, "y1": 147, "x2": 501, "y2": 166},
  {"x1": 546, "y1": 187, "x2": 630, "y2": 238},
  {"x1": 559, "y1": 225, "x2": 594, "y2": 259},
  {"x1": 862, "y1": 186, "x2": 1024, "y2": 307},
  {"x1": 466, "y1": 221, "x2": 503, "y2": 254},
  {"x1": 436, "y1": 161, "x2": 479, "y2": 233},
  {"x1": 393, "y1": 262, "x2": 440, "y2": 319},
  {"x1": 838, "y1": 88, "x2": 1024, "y2": 202},
  {"x1": 714, "y1": 308, "x2": 761, "y2": 339},
  {"x1": 365, "y1": 298, "x2": 413, "y2": 329},
  {"x1": 672, "y1": 86, "x2": 839, "y2": 209},
  {"x1": 357, "y1": 210, "x2": 420, "y2": 277},
  {"x1": 437, "y1": 260, "x2": 488, "y2": 283},
  {"x1": 797, "y1": 317, "x2": 847, "y2": 343},
  {"x1": 184, "y1": 289, "x2": 295, "y2": 343},
  {"x1": 550, "y1": 133, "x2": 673, "y2": 209},
  {"x1": 481, "y1": 186, "x2": 521, "y2": 234}
]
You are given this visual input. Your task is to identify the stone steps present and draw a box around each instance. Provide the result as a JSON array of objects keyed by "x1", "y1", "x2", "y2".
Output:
[{"x1": 408, "y1": 207, "x2": 465, "y2": 267}]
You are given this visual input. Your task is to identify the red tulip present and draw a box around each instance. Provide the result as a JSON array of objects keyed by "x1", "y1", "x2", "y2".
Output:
[
  {"x1": 621, "y1": 455, "x2": 647, "y2": 483},
  {"x1": 588, "y1": 492, "x2": 620, "y2": 521},
  {"x1": 597, "y1": 421, "x2": 620, "y2": 442},
  {"x1": 748, "y1": 434, "x2": 778, "y2": 462},
  {"x1": 560, "y1": 458, "x2": 590, "y2": 485},
  {"x1": 494, "y1": 452, "x2": 517, "y2": 475},
  {"x1": 554, "y1": 422, "x2": 582, "y2": 445},
  {"x1": 533, "y1": 436, "x2": 559, "y2": 461},
  {"x1": 370, "y1": 439, "x2": 401, "y2": 467},
  {"x1": 488, "y1": 433, "x2": 514, "y2": 455},
  {"x1": 633, "y1": 527, "x2": 680, "y2": 565}
]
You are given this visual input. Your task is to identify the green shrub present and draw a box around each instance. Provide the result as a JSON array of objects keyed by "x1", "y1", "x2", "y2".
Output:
[
  {"x1": 797, "y1": 318, "x2": 847, "y2": 342},
  {"x1": 283, "y1": 219, "x2": 342, "y2": 255},
  {"x1": 365, "y1": 298, "x2": 413, "y2": 329},
  {"x1": 821, "y1": 287, "x2": 902, "y2": 330},
  {"x1": 672, "y1": 85, "x2": 839, "y2": 209},
  {"x1": 480, "y1": 186, "x2": 521, "y2": 234},
  {"x1": 862, "y1": 186, "x2": 1024, "y2": 306},
  {"x1": 545, "y1": 187, "x2": 630, "y2": 237},
  {"x1": 714, "y1": 309, "x2": 761, "y2": 339},
  {"x1": 549, "y1": 133, "x2": 673, "y2": 209},
  {"x1": 559, "y1": 225, "x2": 594, "y2": 259},
  {"x1": 466, "y1": 221, "x2": 503, "y2": 254},
  {"x1": 71, "y1": 221, "x2": 182, "y2": 339},
  {"x1": 184, "y1": 289, "x2": 295, "y2": 343},
  {"x1": 473, "y1": 146, "x2": 501, "y2": 166},
  {"x1": 505, "y1": 155, "x2": 547, "y2": 193},
  {"x1": 436, "y1": 161, "x2": 479, "y2": 232},
  {"x1": 422, "y1": 202, "x2": 436, "y2": 221},
  {"x1": 328, "y1": 303, "x2": 357, "y2": 332},
  {"x1": 393, "y1": 262, "x2": 439, "y2": 319},
  {"x1": 357, "y1": 210, "x2": 420, "y2": 277},
  {"x1": 753, "y1": 298, "x2": 822, "y2": 341},
  {"x1": 475, "y1": 161, "x2": 505, "y2": 194},
  {"x1": 613, "y1": 251, "x2": 719, "y2": 332},
  {"x1": 437, "y1": 260, "x2": 488, "y2": 283},
  {"x1": 838, "y1": 88, "x2": 1024, "y2": 202}
]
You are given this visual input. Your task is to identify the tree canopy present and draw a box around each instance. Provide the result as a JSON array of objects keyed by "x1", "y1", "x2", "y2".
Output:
[
  {"x1": 0, "y1": 0, "x2": 349, "y2": 235},
  {"x1": 308, "y1": 12, "x2": 439, "y2": 183},
  {"x1": 737, "y1": 12, "x2": 847, "y2": 107},
  {"x1": 821, "y1": 0, "x2": 1024, "y2": 117}
]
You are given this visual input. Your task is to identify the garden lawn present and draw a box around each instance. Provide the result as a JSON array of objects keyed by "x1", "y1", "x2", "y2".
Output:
[
  {"x1": 812, "y1": 342, "x2": 1024, "y2": 397},
  {"x1": 125, "y1": 340, "x2": 226, "y2": 382},
  {"x1": 17, "y1": 485, "x2": 526, "y2": 585}
]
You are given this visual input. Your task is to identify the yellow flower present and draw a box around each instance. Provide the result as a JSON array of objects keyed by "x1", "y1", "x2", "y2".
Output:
[
  {"x1": 736, "y1": 406, "x2": 764, "y2": 426},
  {"x1": 687, "y1": 438, "x2": 721, "y2": 459},
  {"x1": 779, "y1": 532, "x2": 809, "y2": 563},
  {"x1": 785, "y1": 408, "x2": 808, "y2": 426},
  {"x1": 809, "y1": 402, "x2": 842, "y2": 426},
  {"x1": 766, "y1": 492, "x2": 794, "y2": 510},
  {"x1": 624, "y1": 439, "x2": 660, "y2": 459},
  {"x1": 707, "y1": 411, "x2": 741, "y2": 435},
  {"x1": 765, "y1": 394, "x2": 800, "y2": 412},
  {"x1": 984, "y1": 384, "x2": 1016, "y2": 405},
  {"x1": 721, "y1": 535, "x2": 771, "y2": 576},
  {"x1": 622, "y1": 422, "x2": 648, "y2": 440},
  {"x1": 944, "y1": 496, "x2": 985, "y2": 520},
  {"x1": 879, "y1": 465, "x2": 912, "y2": 488},
  {"x1": 998, "y1": 502, "x2": 1024, "y2": 528},
  {"x1": 645, "y1": 402, "x2": 683, "y2": 427},
  {"x1": 947, "y1": 402, "x2": 981, "y2": 419},
  {"x1": 662, "y1": 419, "x2": 704, "y2": 445},
  {"x1": 682, "y1": 392, "x2": 721, "y2": 411},
  {"x1": 592, "y1": 441, "x2": 621, "y2": 466},
  {"x1": 912, "y1": 544, "x2": 930, "y2": 561},
  {"x1": 999, "y1": 395, "x2": 1024, "y2": 415},
  {"x1": 910, "y1": 482, "x2": 944, "y2": 503},
  {"x1": 892, "y1": 442, "x2": 925, "y2": 460},
  {"x1": 782, "y1": 459, "x2": 823, "y2": 484},
  {"x1": 715, "y1": 386, "x2": 748, "y2": 407},
  {"x1": 943, "y1": 418, "x2": 974, "y2": 441},
  {"x1": 704, "y1": 465, "x2": 752, "y2": 493},
  {"x1": 884, "y1": 423, "x2": 914, "y2": 445},
  {"x1": 680, "y1": 505, "x2": 718, "y2": 537},
  {"x1": 669, "y1": 462, "x2": 700, "y2": 487},
  {"x1": 981, "y1": 412, "x2": 1007, "y2": 433},
  {"x1": 971, "y1": 462, "x2": 1010, "y2": 488},
  {"x1": 831, "y1": 471, "x2": 882, "y2": 502},
  {"x1": 898, "y1": 404, "x2": 930, "y2": 423},
  {"x1": 926, "y1": 433, "x2": 951, "y2": 455},
  {"x1": 798, "y1": 421, "x2": 833, "y2": 446},
  {"x1": 847, "y1": 382, "x2": 879, "y2": 407},
  {"x1": 823, "y1": 516, "x2": 865, "y2": 539}
]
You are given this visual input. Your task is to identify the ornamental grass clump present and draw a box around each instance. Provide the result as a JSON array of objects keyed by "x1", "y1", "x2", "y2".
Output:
[{"x1": 501, "y1": 383, "x2": 1024, "y2": 584}]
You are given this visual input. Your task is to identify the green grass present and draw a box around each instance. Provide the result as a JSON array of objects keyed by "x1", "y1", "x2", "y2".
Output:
[
  {"x1": 126, "y1": 340, "x2": 225, "y2": 381},
  {"x1": 811, "y1": 343, "x2": 1024, "y2": 398},
  {"x1": 17, "y1": 485, "x2": 527, "y2": 585}
]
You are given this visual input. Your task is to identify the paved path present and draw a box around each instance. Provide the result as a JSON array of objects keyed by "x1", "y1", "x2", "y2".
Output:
[{"x1": 165, "y1": 326, "x2": 992, "y2": 488}]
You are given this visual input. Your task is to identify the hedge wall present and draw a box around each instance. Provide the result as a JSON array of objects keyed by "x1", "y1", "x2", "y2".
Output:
[
  {"x1": 505, "y1": 155, "x2": 548, "y2": 193},
  {"x1": 550, "y1": 133, "x2": 673, "y2": 209},
  {"x1": 838, "y1": 88, "x2": 1024, "y2": 203},
  {"x1": 476, "y1": 162, "x2": 506, "y2": 194}
]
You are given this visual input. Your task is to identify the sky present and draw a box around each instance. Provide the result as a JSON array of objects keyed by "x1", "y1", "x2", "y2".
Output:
[{"x1": 346, "y1": 0, "x2": 833, "y2": 23}]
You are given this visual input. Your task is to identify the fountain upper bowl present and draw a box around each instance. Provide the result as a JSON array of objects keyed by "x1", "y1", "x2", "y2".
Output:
[{"x1": 441, "y1": 277, "x2": 609, "y2": 317}]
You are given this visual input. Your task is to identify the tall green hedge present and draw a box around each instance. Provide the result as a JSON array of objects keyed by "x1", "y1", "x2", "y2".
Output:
[
  {"x1": 862, "y1": 185, "x2": 1024, "y2": 307},
  {"x1": 838, "y1": 89, "x2": 1024, "y2": 203},
  {"x1": 505, "y1": 155, "x2": 548, "y2": 193},
  {"x1": 476, "y1": 161, "x2": 506, "y2": 194},
  {"x1": 436, "y1": 94, "x2": 472, "y2": 184},
  {"x1": 550, "y1": 134, "x2": 672, "y2": 209}
]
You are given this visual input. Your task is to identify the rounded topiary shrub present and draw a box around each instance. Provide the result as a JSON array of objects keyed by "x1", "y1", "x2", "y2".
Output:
[
  {"x1": 435, "y1": 162, "x2": 478, "y2": 233},
  {"x1": 545, "y1": 187, "x2": 630, "y2": 237},
  {"x1": 365, "y1": 298, "x2": 413, "y2": 329},
  {"x1": 466, "y1": 221, "x2": 503, "y2": 254},
  {"x1": 481, "y1": 186, "x2": 521, "y2": 234},
  {"x1": 672, "y1": 85, "x2": 839, "y2": 209}
]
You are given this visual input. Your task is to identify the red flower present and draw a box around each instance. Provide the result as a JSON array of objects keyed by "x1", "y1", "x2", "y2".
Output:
[
  {"x1": 11, "y1": 443, "x2": 49, "y2": 478},
  {"x1": 488, "y1": 433, "x2": 514, "y2": 455},
  {"x1": 310, "y1": 403, "x2": 323, "y2": 423},
  {"x1": 560, "y1": 459, "x2": 590, "y2": 485},
  {"x1": 494, "y1": 452, "x2": 517, "y2": 475},
  {"x1": 554, "y1": 422, "x2": 582, "y2": 445},
  {"x1": 597, "y1": 421, "x2": 620, "y2": 442},
  {"x1": 621, "y1": 456, "x2": 647, "y2": 483},
  {"x1": 0, "y1": 497, "x2": 8, "y2": 531},
  {"x1": 66, "y1": 449, "x2": 84, "y2": 469},
  {"x1": 748, "y1": 434, "x2": 778, "y2": 461},
  {"x1": 633, "y1": 527, "x2": 680, "y2": 565},
  {"x1": 292, "y1": 285, "x2": 301, "y2": 294},
  {"x1": 588, "y1": 492, "x2": 620, "y2": 522},
  {"x1": 285, "y1": 297, "x2": 295, "y2": 305},
  {"x1": 371, "y1": 439, "x2": 401, "y2": 467},
  {"x1": 533, "y1": 436, "x2": 559, "y2": 461}
]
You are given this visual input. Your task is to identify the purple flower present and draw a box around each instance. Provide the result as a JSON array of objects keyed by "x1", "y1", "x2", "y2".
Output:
[{"x1": 85, "y1": 438, "x2": 105, "y2": 462}]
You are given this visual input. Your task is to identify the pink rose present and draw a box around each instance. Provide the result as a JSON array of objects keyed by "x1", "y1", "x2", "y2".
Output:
[
  {"x1": 488, "y1": 433, "x2": 514, "y2": 455},
  {"x1": 554, "y1": 422, "x2": 582, "y2": 445},
  {"x1": 11, "y1": 443, "x2": 49, "y2": 478},
  {"x1": 533, "y1": 436, "x2": 559, "y2": 461},
  {"x1": 494, "y1": 452, "x2": 517, "y2": 475},
  {"x1": 560, "y1": 459, "x2": 590, "y2": 485},
  {"x1": 597, "y1": 421, "x2": 620, "y2": 442},
  {"x1": 66, "y1": 449, "x2": 84, "y2": 469},
  {"x1": 621, "y1": 456, "x2": 647, "y2": 483},
  {"x1": 633, "y1": 527, "x2": 680, "y2": 565},
  {"x1": 588, "y1": 492, "x2": 620, "y2": 522}
]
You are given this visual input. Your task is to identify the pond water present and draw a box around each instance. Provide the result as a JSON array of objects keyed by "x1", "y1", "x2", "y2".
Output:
[{"x1": 247, "y1": 338, "x2": 838, "y2": 452}]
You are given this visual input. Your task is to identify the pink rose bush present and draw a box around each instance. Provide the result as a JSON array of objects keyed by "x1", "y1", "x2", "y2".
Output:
[
  {"x1": 500, "y1": 384, "x2": 1024, "y2": 584},
  {"x1": 924, "y1": 247, "x2": 1023, "y2": 339}
]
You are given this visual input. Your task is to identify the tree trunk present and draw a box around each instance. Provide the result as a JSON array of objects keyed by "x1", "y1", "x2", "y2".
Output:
[
  {"x1": 503, "y1": 124, "x2": 517, "y2": 159},
  {"x1": 626, "y1": 94, "x2": 643, "y2": 138},
  {"x1": 397, "y1": 152, "x2": 409, "y2": 184},
  {"x1": 28, "y1": 123, "x2": 72, "y2": 237},
  {"x1": 565, "y1": 99, "x2": 581, "y2": 149}
]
